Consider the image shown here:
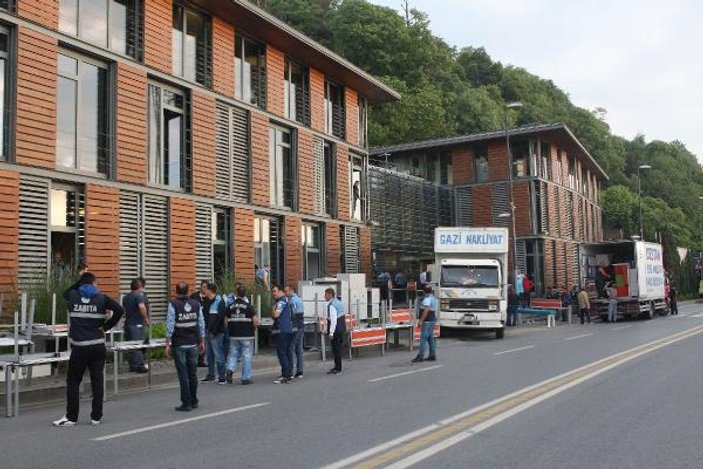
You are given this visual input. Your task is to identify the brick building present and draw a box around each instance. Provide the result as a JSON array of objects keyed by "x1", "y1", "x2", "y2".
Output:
[
  {"x1": 0, "y1": 0, "x2": 398, "y2": 318},
  {"x1": 372, "y1": 123, "x2": 607, "y2": 294}
]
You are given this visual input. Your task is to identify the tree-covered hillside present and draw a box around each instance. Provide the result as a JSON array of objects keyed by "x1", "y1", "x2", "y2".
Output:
[{"x1": 254, "y1": 0, "x2": 703, "y2": 252}]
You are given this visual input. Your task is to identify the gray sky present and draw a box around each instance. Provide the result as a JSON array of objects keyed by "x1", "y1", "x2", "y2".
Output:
[{"x1": 370, "y1": 0, "x2": 703, "y2": 161}]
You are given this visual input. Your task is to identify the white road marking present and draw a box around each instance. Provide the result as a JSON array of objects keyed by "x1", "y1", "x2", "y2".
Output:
[
  {"x1": 368, "y1": 365, "x2": 443, "y2": 383},
  {"x1": 612, "y1": 325, "x2": 631, "y2": 331},
  {"x1": 690, "y1": 314, "x2": 703, "y2": 318},
  {"x1": 91, "y1": 402, "x2": 271, "y2": 441},
  {"x1": 493, "y1": 345, "x2": 535, "y2": 356},
  {"x1": 564, "y1": 333, "x2": 594, "y2": 341},
  {"x1": 376, "y1": 325, "x2": 703, "y2": 469}
]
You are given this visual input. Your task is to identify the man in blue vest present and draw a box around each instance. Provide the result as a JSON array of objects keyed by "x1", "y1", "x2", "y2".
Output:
[
  {"x1": 271, "y1": 284, "x2": 294, "y2": 383},
  {"x1": 165, "y1": 282, "x2": 205, "y2": 411},
  {"x1": 325, "y1": 287, "x2": 346, "y2": 375},
  {"x1": 285, "y1": 284, "x2": 305, "y2": 379},
  {"x1": 202, "y1": 282, "x2": 227, "y2": 384},
  {"x1": 225, "y1": 285, "x2": 259, "y2": 385},
  {"x1": 412, "y1": 285, "x2": 437, "y2": 363},
  {"x1": 53, "y1": 272, "x2": 124, "y2": 427}
]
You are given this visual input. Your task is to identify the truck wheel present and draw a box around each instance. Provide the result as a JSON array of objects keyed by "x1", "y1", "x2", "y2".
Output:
[
  {"x1": 646, "y1": 302, "x2": 655, "y2": 320},
  {"x1": 496, "y1": 328, "x2": 505, "y2": 339}
]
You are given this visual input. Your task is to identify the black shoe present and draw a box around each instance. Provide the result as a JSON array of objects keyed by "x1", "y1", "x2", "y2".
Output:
[
  {"x1": 294, "y1": 372, "x2": 303, "y2": 379},
  {"x1": 217, "y1": 379, "x2": 227, "y2": 385},
  {"x1": 175, "y1": 405, "x2": 192, "y2": 412},
  {"x1": 241, "y1": 379, "x2": 253, "y2": 385},
  {"x1": 326, "y1": 369, "x2": 341, "y2": 375},
  {"x1": 191, "y1": 402, "x2": 199, "y2": 409},
  {"x1": 411, "y1": 356, "x2": 424, "y2": 363},
  {"x1": 197, "y1": 362, "x2": 208, "y2": 368},
  {"x1": 426, "y1": 356, "x2": 436, "y2": 361},
  {"x1": 226, "y1": 371, "x2": 233, "y2": 384},
  {"x1": 134, "y1": 366, "x2": 149, "y2": 374},
  {"x1": 201, "y1": 376, "x2": 214, "y2": 382}
]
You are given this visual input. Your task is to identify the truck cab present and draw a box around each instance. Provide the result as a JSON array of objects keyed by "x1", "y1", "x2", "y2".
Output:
[{"x1": 434, "y1": 227, "x2": 508, "y2": 339}]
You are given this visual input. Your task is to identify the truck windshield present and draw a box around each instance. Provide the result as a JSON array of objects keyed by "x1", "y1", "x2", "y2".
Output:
[{"x1": 441, "y1": 266, "x2": 499, "y2": 288}]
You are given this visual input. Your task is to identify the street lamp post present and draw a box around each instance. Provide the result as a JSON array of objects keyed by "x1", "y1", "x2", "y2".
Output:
[
  {"x1": 504, "y1": 102, "x2": 523, "y2": 284},
  {"x1": 637, "y1": 164, "x2": 651, "y2": 240}
]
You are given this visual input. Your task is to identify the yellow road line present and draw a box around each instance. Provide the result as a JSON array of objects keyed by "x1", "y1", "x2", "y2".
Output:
[{"x1": 339, "y1": 324, "x2": 703, "y2": 469}]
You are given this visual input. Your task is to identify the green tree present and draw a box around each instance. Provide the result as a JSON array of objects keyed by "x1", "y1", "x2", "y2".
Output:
[{"x1": 601, "y1": 185, "x2": 637, "y2": 237}]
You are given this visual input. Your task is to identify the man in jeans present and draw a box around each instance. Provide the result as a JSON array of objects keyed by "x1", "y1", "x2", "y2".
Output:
[
  {"x1": 123, "y1": 279, "x2": 149, "y2": 373},
  {"x1": 285, "y1": 285, "x2": 305, "y2": 379},
  {"x1": 202, "y1": 282, "x2": 227, "y2": 384},
  {"x1": 165, "y1": 282, "x2": 205, "y2": 412},
  {"x1": 412, "y1": 285, "x2": 437, "y2": 363},
  {"x1": 271, "y1": 284, "x2": 294, "y2": 384},
  {"x1": 225, "y1": 286, "x2": 259, "y2": 385}
]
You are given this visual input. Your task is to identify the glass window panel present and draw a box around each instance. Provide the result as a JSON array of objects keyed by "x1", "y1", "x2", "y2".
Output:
[
  {"x1": 50, "y1": 189, "x2": 69, "y2": 227},
  {"x1": 243, "y1": 39, "x2": 259, "y2": 104},
  {"x1": 0, "y1": 58, "x2": 5, "y2": 158},
  {"x1": 0, "y1": 31, "x2": 7, "y2": 54},
  {"x1": 163, "y1": 89, "x2": 183, "y2": 109},
  {"x1": 215, "y1": 211, "x2": 226, "y2": 241},
  {"x1": 184, "y1": 10, "x2": 203, "y2": 82},
  {"x1": 59, "y1": 0, "x2": 78, "y2": 36},
  {"x1": 80, "y1": 0, "x2": 108, "y2": 47},
  {"x1": 164, "y1": 110, "x2": 182, "y2": 188},
  {"x1": 77, "y1": 62, "x2": 100, "y2": 172},
  {"x1": 261, "y1": 218, "x2": 270, "y2": 243},
  {"x1": 57, "y1": 77, "x2": 77, "y2": 169},
  {"x1": 254, "y1": 217, "x2": 261, "y2": 243},
  {"x1": 58, "y1": 54, "x2": 78, "y2": 76},
  {"x1": 148, "y1": 85, "x2": 161, "y2": 184},
  {"x1": 109, "y1": 0, "x2": 128, "y2": 53},
  {"x1": 307, "y1": 251, "x2": 320, "y2": 279},
  {"x1": 172, "y1": 5, "x2": 184, "y2": 77}
]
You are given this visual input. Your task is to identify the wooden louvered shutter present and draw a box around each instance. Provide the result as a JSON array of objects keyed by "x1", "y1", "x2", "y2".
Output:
[
  {"x1": 195, "y1": 203, "x2": 213, "y2": 283},
  {"x1": 343, "y1": 226, "x2": 359, "y2": 274},
  {"x1": 142, "y1": 195, "x2": 169, "y2": 320},
  {"x1": 313, "y1": 137, "x2": 325, "y2": 215},
  {"x1": 119, "y1": 191, "x2": 142, "y2": 295},
  {"x1": 215, "y1": 101, "x2": 232, "y2": 201},
  {"x1": 491, "y1": 182, "x2": 510, "y2": 227},
  {"x1": 18, "y1": 177, "x2": 49, "y2": 288},
  {"x1": 455, "y1": 186, "x2": 472, "y2": 226},
  {"x1": 231, "y1": 106, "x2": 250, "y2": 202}
]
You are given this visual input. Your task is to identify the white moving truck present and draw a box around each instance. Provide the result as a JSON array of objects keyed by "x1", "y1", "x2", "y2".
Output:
[
  {"x1": 433, "y1": 227, "x2": 509, "y2": 339},
  {"x1": 579, "y1": 240, "x2": 668, "y2": 320}
]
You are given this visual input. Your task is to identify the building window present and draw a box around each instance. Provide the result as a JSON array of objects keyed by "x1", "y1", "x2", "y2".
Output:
[
  {"x1": 148, "y1": 82, "x2": 190, "y2": 190},
  {"x1": 254, "y1": 216, "x2": 283, "y2": 286},
  {"x1": 556, "y1": 150, "x2": 563, "y2": 185},
  {"x1": 0, "y1": 1, "x2": 13, "y2": 11},
  {"x1": 325, "y1": 80, "x2": 345, "y2": 139},
  {"x1": 56, "y1": 51, "x2": 109, "y2": 175},
  {"x1": 0, "y1": 29, "x2": 10, "y2": 160},
  {"x1": 512, "y1": 140, "x2": 529, "y2": 177},
  {"x1": 350, "y1": 153, "x2": 366, "y2": 221},
  {"x1": 172, "y1": 3, "x2": 210, "y2": 86},
  {"x1": 302, "y1": 223, "x2": 322, "y2": 280},
  {"x1": 235, "y1": 34, "x2": 266, "y2": 108},
  {"x1": 568, "y1": 157, "x2": 576, "y2": 190},
  {"x1": 269, "y1": 124, "x2": 295, "y2": 208},
  {"x1": 474, "y1": 145, "x2": 488, "y2": 182},
  {"x1": 324, "y1": 141, "x2": 336, "y2": 216},
  {"x1": 440, "y1": 151, "x2": 452, "y2": 185},
  {"x1": 284, "y1": 58, "x2": 310, "y2": 126},
  {"x1": 358, "y1": 96, "x2": 368, "y2": 147},
  {"x1": 59, "y1": 0, "x2": 141, "y2": 59},
  {"x1": 50, "y1": 185, "x2": 85, "y2": 269},
  {"x1": 212, "y1": 208, "x2": 231, "y2": 279}
]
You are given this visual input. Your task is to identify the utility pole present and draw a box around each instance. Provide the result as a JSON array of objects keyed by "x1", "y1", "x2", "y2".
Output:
[{"x1": 401, "y1": 0, "x2": 411, "y2": 25}]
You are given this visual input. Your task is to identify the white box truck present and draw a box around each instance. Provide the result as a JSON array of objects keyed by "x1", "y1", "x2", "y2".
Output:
[
  {"x1": 433, "y1": 227, "x2": 509, "y2": 339},
  {"x1": 579, "y1": 240, "x2": 668, "y2": 320}
]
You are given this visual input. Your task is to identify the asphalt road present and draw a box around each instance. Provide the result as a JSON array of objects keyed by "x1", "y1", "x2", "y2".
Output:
[{"x1": 3, "y1": 302, "x2": 703, "y2": 469}]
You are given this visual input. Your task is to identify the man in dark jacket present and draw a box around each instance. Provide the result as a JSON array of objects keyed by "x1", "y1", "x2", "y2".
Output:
[
  {"x1": 191, "y1": 280, "x2": 209, "y2": 367},
  {"x1": 202, "y1": 282, "x2": 227, "y2": 384},
  {"x1": 53, "y1": 272, "x2": 123, "y2": 427}
]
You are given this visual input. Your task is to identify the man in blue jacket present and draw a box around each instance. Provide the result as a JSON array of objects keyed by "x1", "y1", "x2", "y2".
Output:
[
  {"x1": 272, "y1": 284, "x2": 294, "y2": 384},
  {"x1": 285, "y1": 285, "x2": 305, "y2": 379},
  {"x1": 53, "y1": 272, "x2": 123, "y2": 427},
  {"x1": 202, "y1": 282, "x2": 227, "y2": 384}
]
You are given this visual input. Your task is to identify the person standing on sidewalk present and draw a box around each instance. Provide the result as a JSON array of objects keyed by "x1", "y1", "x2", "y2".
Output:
[
  {"x1": 53, "y1": 272, "x2": 124, "y2": 427},
  {"x1": 123, "y1": 279, "x2": 149, "y2": 373},
  {"x1": 272, "y1": 284, "x2": 295, "y2": 383},
  {"x1": 669, "y1": 285, "x2": 679, "y2": 315},
  {"x1": 325, "y1": 288, "x2": 346, "y2": 375},
  {"x1": 507, "y1": 285, "x2": 519, "y2": 326},
  {"x1": 412, "y1": 285, "x2": 437, "y2": 363},
  {"x1": 202, "y1": 282, "x2": 228, "y2": 384},
  {"x1": 577, "y1": 287, "x2": 591, "y2": 324},
  {"x1": 191, "y1": 280, "x2": 209, "y2": 368},
  {"x1": 165, "y1": 282, "x2": 205, "y2": 412},
  {"x1": 285, "y1": 285, "x2": 305, "y2": 379},
  {"x1": 225, "y1": 286, "x2": 259, "y2": 385},
  {"x1": 607, "y1": 282, "x2": 618, "y2": 323}
]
